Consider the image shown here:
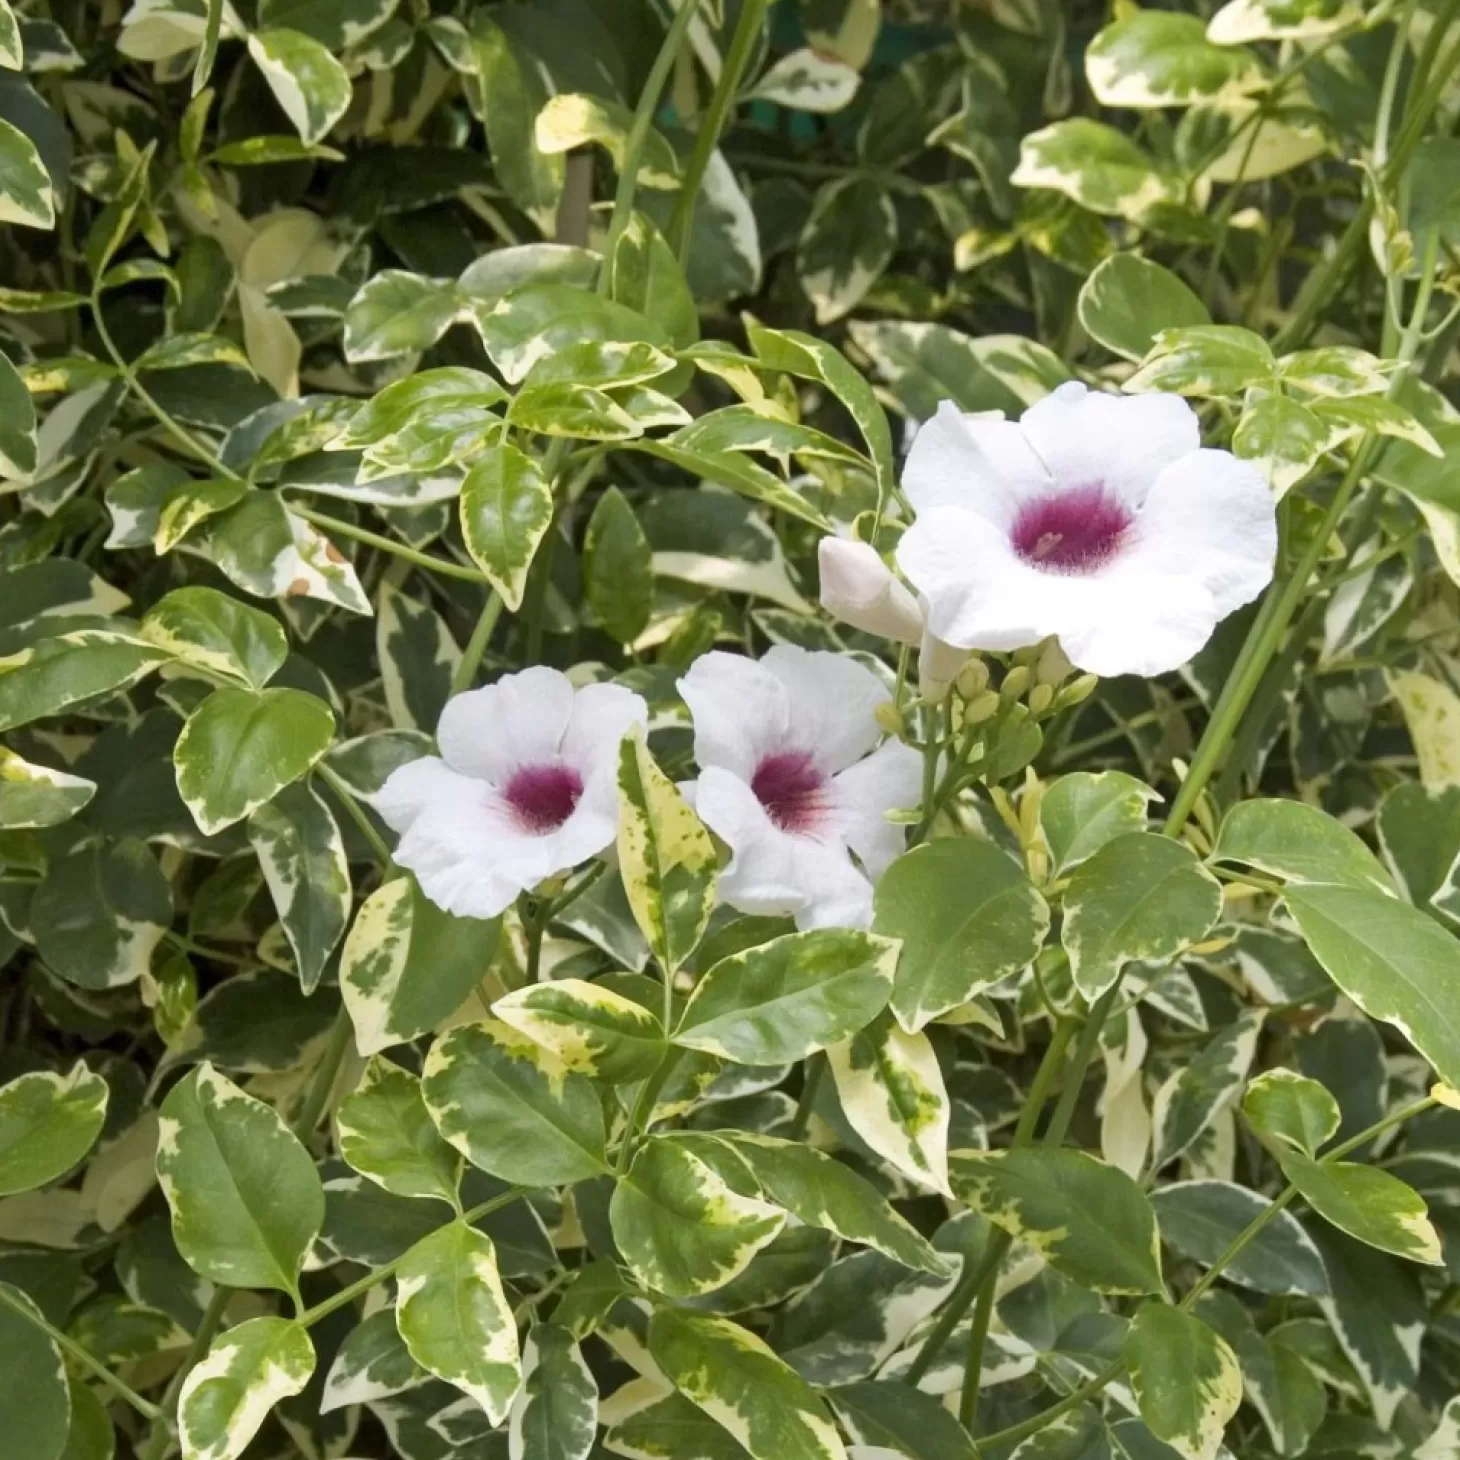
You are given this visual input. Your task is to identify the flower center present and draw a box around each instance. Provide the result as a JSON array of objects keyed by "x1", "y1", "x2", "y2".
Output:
[
  {"x1": 502, "y1": 763, "x2": 583, "y2": 834},
  {"x1": 750, "y1": 750, "x2": 827, "y2": 833},
  {"x1": 1012, "y1": 486, "x2": 1131, "y2": 573}
]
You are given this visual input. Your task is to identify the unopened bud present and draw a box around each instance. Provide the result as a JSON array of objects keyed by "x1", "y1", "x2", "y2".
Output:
[
  {"x1": 963, "y1": 690, "x2": 1000, "y2": 725},
  {"x1": 875, "y1": 701, "x2": 905, "y2": 736},
  {"x1": 1054, "y1": 673, "x2": 1098, "y2": 709},
  {"x1": 1000, "y1": 665, "x2": 1031, "y2": 703},
  {"x1": 818, "y1": 538, "x2": 923, "y2": 645},
  {"x1": 955, "y1": 658, "x2": 989, "y2": 699},
  {"x1": 1027, "y1": 682, "x2": 1055, "y2": 716}
]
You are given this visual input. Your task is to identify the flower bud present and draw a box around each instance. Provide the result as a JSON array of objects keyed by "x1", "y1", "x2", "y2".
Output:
[
  {"x1": 818, "y1": 538, "x2": 923, "y2": 645},
  {"x1": 1000, "y1": 665, "x2": 1031, "y2": 703},
  {"x1": 955, "y1": 657, "x2": 990, "y2": 699},
  {"x1": 1054, "y1": 673, "x2": 1099, "y2": 709},
  {"x1": 963, "y1": 690, "x2": 1000, "y2": 725},
  {"x1": 1027, "y1": 682, "x2": 1055, "y2": 716},
  {"x1": 874, "y1": 701, "x2": 905, "y2": 736}
]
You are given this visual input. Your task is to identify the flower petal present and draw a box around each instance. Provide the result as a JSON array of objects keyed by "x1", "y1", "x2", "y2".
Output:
[
  {"x1": 436, "y1": 666, "x2": 576, "y2": 784},
  {"x1": 1054, "y1": 567, "x2": 1221, "y2": 678},
  {"x1": 1019, "y1": 382, "x2": 1200, "y2": 505},
  {"x1": 828, "y1": 739, "x2": 923, "y2": 879},
  {"x1": 374, "y1": 756, "x2": 475, "y2": 837},
  {"x1": 562, "y1": 682, "x2": 649, "y2": 790},
  {"x1": 902, "y1": 400, "x2": 1050, "y2": 522},
  {"x1": 679, "y1": 652, "x2": 790, "y2": 780},
  {"x1": 818, "y1": 537, "x2": 923, "y2": 645},
  {"x1": 762, "y1": 645, "x2": 889, "y2": 775},
  {"x1": 1128, "y1": 447, "x2": 1276, "y2": 618}
]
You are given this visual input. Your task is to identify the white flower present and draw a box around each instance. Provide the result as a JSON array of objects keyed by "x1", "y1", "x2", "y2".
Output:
[
  {"x1": 818, "y1": 537, "x2": 923, "y2": 645},
  {"x1": 895, "y1": 384, "x2": 1277, "y2": 678},
  {"x1": 679, "y1": 646, "x2": 922, "y2": 930},
  {"x1": 374, "y1": 666, "x2": 647, "y2": 920}
]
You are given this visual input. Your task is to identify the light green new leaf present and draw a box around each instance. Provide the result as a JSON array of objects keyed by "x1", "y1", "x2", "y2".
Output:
[
  {"x1": 510, "y1": 1324, "x2": 598, "y2": 1460},
  {"x1": 343, "y1": 270, "x2": 462, "y2": 363},
  {"x1": 1151, "y1": 1011, "x2": 1263, "y2": 1169},
  {"x1": 1242, "y1": 1069, "x2": 1340, "y2": 1156},
  {"x1": 141, "y1": 587, "x2": 287, "y2": 690},
  {"x1": 395, "y1": 1220, "x2": 521, "y2": 1423},
  {"x1": 321, "y1": 1310, "x2": 425, "y2": 1413},
  {"x1": 951, "y1": 1146, "x2": 1164, "y2": 1295},
  {"x1": 1232, "y1": 388, "x2": 1334, "y2": 497},
  {"x1": 506, "y1": 380, "x2": 642, "y2": 439},
  {"x1": 535, "y1": 92, "x2": 679, "y2": 188},
  {"x1": 1062, "y1": 832, "x2": 1222, "y2": 999},
  {"x1": 874, "y1": 840, "x2": 1048, "y2": 1032},
  {"x1": 1125, "y1": 324, "x2": 1276, "y2": 398},
  {"x1": 676, "y1": 928, "x2": 897, "y2": 1064},
  {"x1": 0, "y1": 1283, "x2": 70, "y2": 1460},
  {"x1": 1040, "y1": 770, "x2": 1160, "y2": 875},
  {"x1": 492, "y1": 978, "x2": 665, "y2": 1085},
  {"x1": 1013, "y1": 120, "x2": 1180, "y2": 220},
  {"x1": 175, "y1": 687, "x2": 334, "y2": 836},
  {"x1": 648, "y1": 1309, "x2": 846, "y2": 1460},
  {"x1": 1284, "y1": 882, "x2": 1460, "y2": 1089},
  {"x1": 827, "y1": 1014, "x2": 949, "y2": 1194},
  {"x1": 1278, "y1": 1150, "x2": 1443, "y2": 1265},
  {"x1": 1087, "y1": 10, "x2": 1264, "y2": 107},
  {"x1": 459, "y1": 442, "x2": 553, "y2": 612},
  {"x1": 31, "y1": 838, "x2": 172, "y2": 990},
  {"x1": 618, "y1": 731, "x2": 717, "y2": 975},
  {"x1": 1211, "y1": 798, "x2": 1393, "y2": 893},
  {"x1": 0, "y1": 1063, "x2": 108, "y2": 1196},
  {"x1": 1077, "y1": 254, "x2": 1211, "y2": 363},
  {"x1": 584, "y1": 487, "x2": 653, "y2": 645},
  {"x1": 135, "y1": 333, "x2": 254, "y2": 374},
  {"x1": 339, "y1": 366, "x2": 505, "y2": 466},
  {"x1": 0, "y1": 746, "x2": 95, "y2": 829},
  {"x1": 0, "y1": 630, "x2": 167, "y2": 732},
  {"x1": 247, "y1": 29, "x2": 352, "y2": 145},
  {"x1": 0, "y1": 116, "x2": 55, "y2": 229},
  {"x1": 339, "y1": 877, "x2": 500, "y2": 1056},
  {"x1": 0, "y1": 346, "x2": 36, "y2": 476},
  {"x1": 1125, "y1": 1304, "x2": 1242, "y2": 1460},
  {"x1": 724, "y1": 1133, "x2": 945, "y2": 1273},
  {"x1": 335, "y1": 1056, "x2": 460, "y2": 1208},
  {"x1": 0, "y1": 1, "x2": 20, "y2": 69},
  {"x1": 422, "y1": 1019, "x2": 608, "y2": 1185},
  {"x1": 156, "y1": 1063, "x2": 324, "y2": 1296},
  {"x1": 177, "y1": 1317, "x2": 314, "y2": 1460},
  {"x1": 610, "y1": 1136, "x2": 784, "y2": 1297}
]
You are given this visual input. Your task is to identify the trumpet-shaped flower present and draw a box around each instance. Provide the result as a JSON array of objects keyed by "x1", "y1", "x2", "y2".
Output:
[
  {"x1": 896, "y1": 384, "x2": 1277, "y2": 678},
  {"x1": 679, "y1": 646, "x2": 921, "y2": 930},
  {"x1": 374, "y1": 666, "x2": 647, "y2": 920}
]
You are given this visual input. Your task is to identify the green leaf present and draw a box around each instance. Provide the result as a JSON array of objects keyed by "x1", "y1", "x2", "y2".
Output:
[
  {"x1": 584, "y1": 487, "x2": 653, "y2": 645},
  {"x1": 633, "y1": 439, "x2": 832, "y2": 529},
  {"x1": 0, "y1": 1283, "x2": 71, "y2": 1460},
  {"x1": 723, "y1": 1133, "x2": 946, "y2": 1274},
  {"x1": 510, "y1": 1324, "x2": 598, "y2": 1460},
  {"x1": 1242, "y1": 1068, "x2": 1341, "y2": 1156},
  {"x1": 321, "y1": 1310, "x2": 424, "y2": 1413},
  {"x1": 246, "y1": 29, "x2": 352, "y2": 146},
  {"x1": 31, "y1": 838, "x2": 172, "y2": 990},
  {"x1": 874, "y1": 840, "x2": 1048, "y2": 1033},
  {"x1": 376, "y1": 584, "x2": 459, "y2": 734},
  {"x1": 154, "y1": 479, "x2": 249, "y2": 556},
  {"x1": 0, "y1": 630, "x2": 167, "y2": 732},
  {"x1": 670, "y1": 405, "x2": 868, "y2": 468},
  {"x1": 1208, "y1": 0, "x2": 1363, "y2": 43},
  {"x1": 796, "y1": 175, "x2": 896, "y2": 325},
  {"x1": 1284, "y1": 882, "x2": 1460, "y2": 1088},
  {"x1": 675, "y1": 928, "x2": 898, "y2": 1064},
  {"x1": 617, "y1": 730, "x2": 718, "y2": 975},
  {"x1": 1212, "y1": 798, "x2": 1394, "y2": 893},
  {"x1": 174, "y1": 686, "x2": 334, "y2": 836},
  {"x1": 339, "y1": 876, "x2": 500, "y2": 1056},
  {"x1": 141, "y1": 586, "x2": 287, "y2": 690},
  {"x1": 156, "y1": 1063, "x2": 324, "y2": 1296},
  {"x1": 0, "y1": 746, "x2": 95, "y2": 829},
  {"x1": 395, "y1": 1219, "x2": 520, "y2": 1423},
  {"x1": 0, "y1": 1063, "x2": 108, "y2": 1196},
  {"x1": 1087, "y1": 10, "x2": 1264, "y2": 107},
  {"x1": 1151, "y1": 1011, "x2": 1263, "y2": 1169},
  {"x1": 535, "y1": 92, "x2": 679, "y2": 187},
  {"x1": 1152, "y1": 1180, "x2": 1329, "y2": 1296},
  {"x1": 1013, "y1": 120, "x2": 1180, "y2": 220},
  {"x1": 422, "y1": 1019, "x2": 608, "y2": 1185},
  {"x1": 459, "y1": 441, "x2": 553, "y2": 613},
  {"x1": 1061, "y1": 833, "x2": 1222, "y2": 999},
  {"x1": 1078, "y1": 253, "x2": 1211, "y2": 362},
  {"x1": 648, "y1": 1309, "x2": 846, "y2": 1460},
  {"x1": 134, "y1": 332, "x2": 254, "y2": 375},
  {"x1": 1125, "y1": 1304, "x2": 1242, "y2": 1460},
  {"x1": 827, "y1": 1014, "x2": 949, "y2": 1194},
  {"x1": 1278, "y1": 1150, "x2": 1443, "y2": 1264},
  {"x1": 610, "y1": 213, "x2": 699, "y2": 349},
  {"x1": 610, "y1": 1135, "x2": 785, "y2": 1297},
  {"x1": 1040, "y1": 770, "x2": 1159, "y2": 875},
  {"x1": 335, "y1": 1056, "x2": 460, "y2": 1208},
  {"x1": 1232, "y1": 388, "x2": 1333, "y2": 497},
  {"x1": 604, "y1": 1391, "x2": 754, "y2": 1460},
  {"x1": 0, "y1": 346, "x2": 36, "y2": 476},
  {"x1": 1125, "y1": 325, "x2": 1276, "y2": 398},
  {"x1": 177, "y1": 1316, "x2": 314, "y2": 1460},
  {"x1": 0, "y1": 115, "x2": 55, "y2": 229},
  {"x1": 59, "y1": 1374, "x2": 113, "y2": 1460},
  {"x1": 829, "y1": 1382, "x2": 977, "y2": 1460},
  {"x1": 342, "y1": 270, "x2": 461, "y2": 363},
  {"x1": 951, "y1": 1146, "x2": 1164, "y2": 1295},
  {"x1": 492, "y1": 978, "x2": 666, "y2": 1084},
  {"x1": 210, "y1": 135, "x2": 344, "y2": 165},
  {"x1": 339, "y1": 366, "x2": 506, "y2": 470},
  {"x1": 0, "y1": 1, "x2": 20, "y2": 68}
]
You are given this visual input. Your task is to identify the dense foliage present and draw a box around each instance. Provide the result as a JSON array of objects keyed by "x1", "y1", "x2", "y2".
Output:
[{"x1": 7, "y1": 2, "x2": 1460, "y2": 1459}]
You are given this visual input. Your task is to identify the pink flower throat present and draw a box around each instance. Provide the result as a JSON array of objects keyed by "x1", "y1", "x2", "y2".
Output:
[
  {"x1": 1012, "y1": 486, "x2": 1131, "y2": 573},
  {"x1": 751, "y1": 750, "x2": 827, "y2": 833},
  {"x1": 503, "y1": 763, "x2": 583, "y2": 833}
]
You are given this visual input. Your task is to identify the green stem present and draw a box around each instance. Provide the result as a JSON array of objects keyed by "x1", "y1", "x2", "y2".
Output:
[
  {"x1": 136, "y1": 1289, "x2": 232, "y2": 1460},
  {"x1": 295, "y1": 1006, "x2": 355, "y2": 1140},
  {"x1": 315, "y1": 762, "x2": 396, "y2": 870},
  {"x1": 667, "y1": 0, "x2": 766, "y2": 259},
  {"x1": 599, "y1": 0, "x2": 706, "y2": 288},
  {"x1": 0, "y1": 1282, "x2": 163, "y2": 1422},
  {"x1": 452, "y1": 591, "x2": 505, "y2": 696},
  {"x1": 788, "y1": 1056, "x2": 825, "y2": 1141},
  {"x1": 958, "y1": 1261, "x2": 997, "y2": 1430},
  {"x1": 615, "y1": 1048, "x2": 685, "y2": 1175},
  {"x1": 289, "y1": 503, "x2": 488, "y2": 584}
]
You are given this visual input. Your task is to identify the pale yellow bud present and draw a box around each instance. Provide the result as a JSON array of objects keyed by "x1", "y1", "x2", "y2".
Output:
[
  {"x1": 963, "y1": 690, "x2": 1000, "y2": 725},
  {"x1": 1027, "y1": 682, "x2": 1055, "y2": 716},
  {"x1": 1000, "y1": 665, "x2": 1031, "y2": 703},
  {"x1": 874, "y1": 702, "x2": 905, "y2": 736},
  {"x1": 955, "y1": 658, "x2": 990, "y2": 699}
]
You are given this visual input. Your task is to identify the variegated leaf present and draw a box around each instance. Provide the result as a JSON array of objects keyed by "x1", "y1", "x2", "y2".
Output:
[
  {"x1": 493, "y1": 978, "x2": 666, "y2": 1084},
  {"x1": 178, "y1": 1316, "x2": 314, "y2": 1460}
]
